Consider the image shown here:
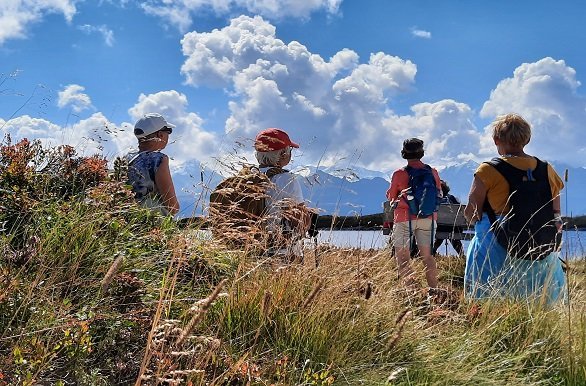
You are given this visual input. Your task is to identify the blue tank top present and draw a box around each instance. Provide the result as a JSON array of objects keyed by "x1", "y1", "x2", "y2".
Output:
[{"x1": 125, "y1": 151, "x2": 165, "y2": 201}]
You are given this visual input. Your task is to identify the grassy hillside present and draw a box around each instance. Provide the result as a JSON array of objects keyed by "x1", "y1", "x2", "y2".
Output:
[{"x1": 1, "y1": 139, "x2": 585, "y2": 385}]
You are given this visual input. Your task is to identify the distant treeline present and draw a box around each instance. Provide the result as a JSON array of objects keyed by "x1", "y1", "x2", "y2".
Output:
[
  {"x1": 181, "y1": 213, "x2": 586, "y2": 230},
  {"x1": 179, "y1": 214, "x2": 385, "y2": 230},
  {"x1": 566, "y1": 215, "x2": 586, "y2": 230},
  {"x1": 316, "y1": 213, "x2": 586, "y2": 231},
  {"x1": 315, "y1": 213, "x2": 384, "y2": 230}
]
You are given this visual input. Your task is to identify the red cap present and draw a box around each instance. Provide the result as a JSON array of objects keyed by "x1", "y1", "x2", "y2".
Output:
[{"x1": 254, "y1": 128, "x2": 300, "y2": 151}]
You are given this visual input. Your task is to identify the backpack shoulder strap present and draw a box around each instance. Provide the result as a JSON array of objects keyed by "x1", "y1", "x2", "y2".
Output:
[
  {"x1": 403, "y1": 164, "x2": 432, "y2": 174},
  {"x1": 265, "y1": 167, "x2": 288, "y2": 179},
  {"x1": 481, "y1": 158, "x2": 505, "y2": 225},
  {"x1": 482, "y1": 156, "x2": 549, "y2": 224},
  {"x1": 532, "y1": 157, "x2": 549, "y2": 178},
  {"x1": 127, "y1": 150, "x2": 150, "y2": 165},
  {"x1": 485, "y1": 157, "x2": 526, "y2": 187},
  {"x1": 422, "y1": 163, "x2": 437, "y2": 186}
]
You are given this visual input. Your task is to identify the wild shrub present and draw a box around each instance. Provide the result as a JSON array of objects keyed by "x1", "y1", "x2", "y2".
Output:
[
  {"x1": 0, "y1": 136, "x2": 584, "y2": 385},
  {"x1": 0, "y1": 138, "x2": 237, "y2": 384},
  {"x1": 0, "y1": 137, "x2": 108, "y2": 250}
]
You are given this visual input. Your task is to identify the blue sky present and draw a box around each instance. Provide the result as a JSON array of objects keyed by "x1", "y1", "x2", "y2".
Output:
[{"x1": 2, "y1": 0, "x2": 586, "y2": 174}]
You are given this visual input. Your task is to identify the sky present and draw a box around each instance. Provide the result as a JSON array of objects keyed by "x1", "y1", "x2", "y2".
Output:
[{"x1": 2, "y1": 0, "x2": 586, "y2": 176}]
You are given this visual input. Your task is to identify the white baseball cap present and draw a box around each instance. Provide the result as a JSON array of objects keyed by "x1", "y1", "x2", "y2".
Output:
[{"x1": 133, "y1": 113, "x2": 176, "y2": 139}]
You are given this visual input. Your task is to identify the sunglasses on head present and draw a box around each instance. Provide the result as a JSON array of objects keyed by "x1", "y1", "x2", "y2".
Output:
[{"x1": 160, "y1": 127, "x2": 173, "y2": 134}]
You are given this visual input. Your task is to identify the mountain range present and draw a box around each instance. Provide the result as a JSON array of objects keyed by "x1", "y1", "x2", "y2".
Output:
[{"x1": 172, "y1": 160, "x2": 586, "y2": 217}]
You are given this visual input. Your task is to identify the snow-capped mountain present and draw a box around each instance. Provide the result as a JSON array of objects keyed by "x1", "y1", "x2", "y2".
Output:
[
  {"x1": 173, "y1": 161, "x2": 586, "y2": 217},
  {"x1": 318, "y1": 165, "x2": 391, "y2": 182},
  {"x1": 296, "y1": 167, "x2": 390, "y2": 215},
  {"x1": 435, "y1": 160, "x2": 478, "y2": 203}
]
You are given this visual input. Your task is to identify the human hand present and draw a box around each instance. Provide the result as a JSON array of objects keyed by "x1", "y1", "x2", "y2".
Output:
[{"x1": 555, "y1": 219, "x2": 564, "y2": 232}]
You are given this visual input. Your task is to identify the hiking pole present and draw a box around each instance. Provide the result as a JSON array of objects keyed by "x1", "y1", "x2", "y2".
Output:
[
  {"x1": 563, "y1": 168, "x2": 574, "y2": 378},
  {"x1": 314, "y1": 235, "x2": 319, "y2": 268},
  {"x1": 309, "y1": 212, "x2": 320, "y2": 267}
]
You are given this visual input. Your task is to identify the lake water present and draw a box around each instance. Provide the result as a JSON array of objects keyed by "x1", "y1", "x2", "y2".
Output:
[{"x1": 314, "y1": 229, "x2": 586, "y2": 260}]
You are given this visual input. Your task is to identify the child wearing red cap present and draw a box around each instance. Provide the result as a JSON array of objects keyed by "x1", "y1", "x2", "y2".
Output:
[{"x1": 254, "y1": 128, "x2": 311, "y2": 261}]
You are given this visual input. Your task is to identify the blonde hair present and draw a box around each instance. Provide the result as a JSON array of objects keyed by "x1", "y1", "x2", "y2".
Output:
[{"x1": 491, "y1": 113, "x2": 531, "y2": 148}]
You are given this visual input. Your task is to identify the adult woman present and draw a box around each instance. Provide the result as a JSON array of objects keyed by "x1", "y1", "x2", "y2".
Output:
[
  {"x1": 464, "y1": 113, "x2": 565, "y2": 303},
  {"x1": 125, "y1": 113, "x2": 179, "y2": 216}
]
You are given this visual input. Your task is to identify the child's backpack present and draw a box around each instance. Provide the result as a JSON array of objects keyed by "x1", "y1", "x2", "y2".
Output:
[
  {"x1": 404, "y1": 165, "x2": 440, "y2": 218},
  {"x1": 208, "y1": 166, "x2": 285, "y2": 244},
  {"x1": 484, "y1": 157, "x2": 557, "y2": 260}
]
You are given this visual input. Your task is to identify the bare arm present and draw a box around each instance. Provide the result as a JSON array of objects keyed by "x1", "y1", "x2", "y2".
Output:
[
  {"x1": 433, "y1": 169, "x2": 443, "y2": 199},
  {"x1": 553, "y1": 195, "x2": 563, "y2": 232},
  {"x1": 464, "y1": 175, "x2": 487, "y2": 224},
  {"x1": 552, "y1": 195, "x2": 561, "y2": 214},
  {"x1": 386, "y1": 172, "x2": 401, "y2": 202},
  {"x1": 155, "y1": 156, "x2": 180, "y2": 215}
]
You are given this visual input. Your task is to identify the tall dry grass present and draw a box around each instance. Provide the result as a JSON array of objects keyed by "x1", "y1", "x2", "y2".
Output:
[
  {"x1": 193, "y1": 236, "x2": 586, "y2": 385},
  {"x1": 1, "y1": 137, "x2": 584, "y2": 385}
]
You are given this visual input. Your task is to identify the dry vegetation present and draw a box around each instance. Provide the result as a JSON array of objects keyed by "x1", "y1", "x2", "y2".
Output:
[{"x1": 1, "y1": 138, "x2": 585, "y2": 385}]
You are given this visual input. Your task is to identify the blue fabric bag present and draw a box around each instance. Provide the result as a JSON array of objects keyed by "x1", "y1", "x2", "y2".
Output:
[{"x1": 465, "y1": 214, "x2": 566, "y2": 304}]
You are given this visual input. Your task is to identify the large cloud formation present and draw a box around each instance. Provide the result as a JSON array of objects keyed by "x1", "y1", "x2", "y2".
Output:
[
  {"x1": 0, "y1": 1, "x2": 340, "y2": 46},
  {"x1": 0, "y1": 0, "x2": 78, "y2": 45},
  {"x1": 180, "y1": 15, "x2": 482, "y2": 170},
  {"x1": 4, "y1": 10, "x2": 586, "y2": 172},
  {"x1": 380, "y1": 100, "x2": 481, "y2": 170},
  {"x1": 480, "y1": 57, "x2": 586, "y2": 165},
  {"x1": 127, "y1": 90, "x2": 219, "y2": 166},
  {"x1": 0, "y1": 112, "x2": 124, "y2": 158},
  {"x1": 2, "y1": 89, "x2": 218, "y2": 170},
  {"x1": 143, "y1": 0, "x2": 341, "y2": 32}
]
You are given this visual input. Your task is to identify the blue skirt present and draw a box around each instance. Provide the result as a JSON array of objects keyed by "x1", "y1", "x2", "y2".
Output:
[{"x1": 464, "y1": 214, "x2": 566, "y2": 304}]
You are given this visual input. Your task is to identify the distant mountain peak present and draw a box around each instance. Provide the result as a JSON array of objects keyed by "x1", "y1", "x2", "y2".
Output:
[{"x1": 174, "y1": 161, "x2": 586, "y2": 216}]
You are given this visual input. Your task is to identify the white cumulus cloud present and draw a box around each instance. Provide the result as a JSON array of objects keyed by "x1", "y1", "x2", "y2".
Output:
[
  {"x1": 182, "y1": 16, "x2": 471, "y2": 170},
  {"x1": 480, "y1": 57, "x2": 586, "y2": 165},
  {"x1": 142, "y1": 0, "x2": 342, "y2": 32},
  {"x1": 77, "y1": 24, "x2": 115, "y2": 46},
  {"x1": 57, "y1": 84, "x2": 94, "y2": 113},
  {"x1": 127, "y1": 90, "x2": 219, "y2": 166},
  {"x1": 180, "y1": 17, "x2": 586, "y2": 171},
  {"x1": 378, "y1": 99, "x2": 481, "y2": 171},
  {"x1": 0, "y1": 112, "x2": 125, "y2": 158},
  {"x1": 410, "y1": 27, "x2": 431, "y2": 39},
  {"x1": 0, "y1": 0, "x2": 78, "y2": 45},
  {"x1": 2, "y1": 90, "x2": 219, "y2": 167}
]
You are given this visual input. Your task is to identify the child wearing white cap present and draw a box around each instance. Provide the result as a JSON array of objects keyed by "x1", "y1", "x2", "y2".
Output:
[{"x1": 125, "y1": 113, "x2": 179, "y2": 216}]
